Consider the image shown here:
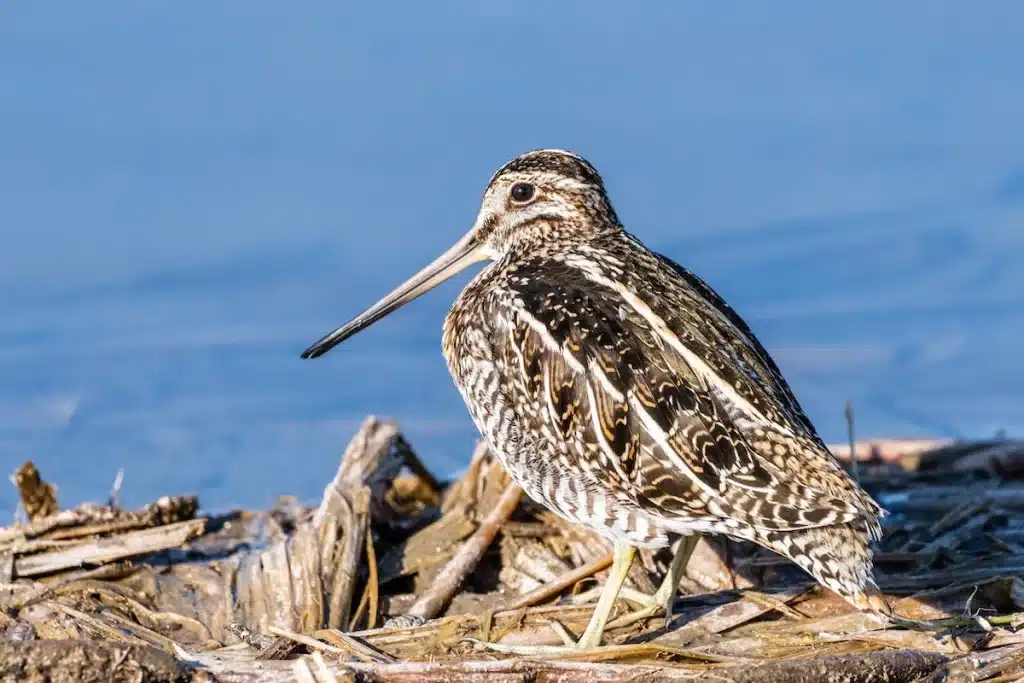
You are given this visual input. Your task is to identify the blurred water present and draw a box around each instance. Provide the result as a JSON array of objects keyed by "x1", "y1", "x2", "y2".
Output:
[{"x1": 2, "y1": 2, "x2": 1023, "y2": 514}]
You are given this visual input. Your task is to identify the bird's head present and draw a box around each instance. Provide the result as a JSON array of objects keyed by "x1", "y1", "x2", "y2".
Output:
[
  {"x1": 301, "y1": 149, "x2": 620, "y2": 358},
  {"x1": 472, "y1": 149, "x2": 620, "y2": 257}
]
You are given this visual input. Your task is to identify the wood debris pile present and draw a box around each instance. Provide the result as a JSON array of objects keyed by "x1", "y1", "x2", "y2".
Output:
[{"x1": 1, "y1": 416, "x2": 1024, "y2": 682}]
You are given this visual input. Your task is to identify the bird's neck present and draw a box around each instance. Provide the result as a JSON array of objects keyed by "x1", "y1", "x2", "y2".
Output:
[{"x1": 502, "y1": 224, "x2": 625, "y2": 263}]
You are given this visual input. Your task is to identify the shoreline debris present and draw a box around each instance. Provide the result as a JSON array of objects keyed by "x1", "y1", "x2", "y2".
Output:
[{"x1": 2, "y1": 416, "x2": 1023, "y2": 681}]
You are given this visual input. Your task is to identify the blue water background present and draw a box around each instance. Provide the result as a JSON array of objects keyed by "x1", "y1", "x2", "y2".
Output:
[{"x1": 3, "y1": 3, "x2": 1023, "y2": 514}]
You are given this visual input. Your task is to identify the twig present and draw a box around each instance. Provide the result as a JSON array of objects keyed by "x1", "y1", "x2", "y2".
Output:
[
  {"x1": 502, "y1": 553, "x2": 613, "y2": 611},
  {"x1": 407, "y1": 482, "x2": 524, "y2": 620},
  {"x1": 462, "y1": 639, "x2": 742, "y2": 663},
  {"x1": 315, "y1": 629, "x2": 395, "y2": 663},
  {"x1": 49, "y1": 602, "x2": 150, "y2": 646},
  {"x1": 350, "y1": 527, "x2": 380, "y2": 631},
  {"x1": 845, "y1": 400, "x2": 860, "y2": 484},
  {"x1": 737, "y1": 589, "x2": 807, "y2": 621},
  {"x1": 266, "y1": 625, "x2": 346, "y2": 656},
  {"x1": 891, "y1": 613, "x2": 1024, "y2": 631}
]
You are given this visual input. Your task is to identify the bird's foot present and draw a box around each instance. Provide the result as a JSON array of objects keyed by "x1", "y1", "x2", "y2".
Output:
[
  {"x1": 569, "y1": 585, "x2": 657, "y2": 607},
  {"x1": 617, "y1": 599, "x2": 673, "y2": 630},
  {"x1": 469, "y1": 541, "x2": 666, "y2": 654},
  {"x1": 463, "y1": 611, "x2": 614, "y2": 654},
  {"x1": 463, "y1": 604, "x2": 671, "y2": 656},
  {"x1": 572, "y1": 586, "x2": 676, "y2": 629},
  {"x1": 463, "y1": 626, "x2": 603, "y2": 655}
]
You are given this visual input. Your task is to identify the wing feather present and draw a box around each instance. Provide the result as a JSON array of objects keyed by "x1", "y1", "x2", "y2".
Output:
[{"x1": 500, "y1": 253, "x2": 879, "y2": 534}]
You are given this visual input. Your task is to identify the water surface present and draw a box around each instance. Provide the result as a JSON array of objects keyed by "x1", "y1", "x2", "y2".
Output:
[{"x1": 2, "y1": 2, "x2": 1023, "y2": 513}]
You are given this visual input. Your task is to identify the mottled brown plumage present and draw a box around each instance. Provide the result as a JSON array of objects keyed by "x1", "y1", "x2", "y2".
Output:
[{"x1": 302, "y1": 149, "x2": 890, "y2": 648}]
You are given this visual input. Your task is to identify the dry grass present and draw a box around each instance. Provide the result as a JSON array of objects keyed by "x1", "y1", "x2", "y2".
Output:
[{"x1": 1, "y1": 416, "x2": 1023, "y2": 682}]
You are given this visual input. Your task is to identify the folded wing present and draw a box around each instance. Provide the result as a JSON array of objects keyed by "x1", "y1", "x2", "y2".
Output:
[{"x1": 498, "y1": 254, "x2": 881, "y2": 537}]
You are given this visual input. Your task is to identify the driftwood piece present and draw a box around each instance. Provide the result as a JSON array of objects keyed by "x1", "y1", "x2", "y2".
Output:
[
  {"x1": 921, "y1": 642, "x2": 1024, "y2": 682},
  {"x1": 500, "y1": 533, "x2": 574, "y2": 595},
  {"x1": 178, "y1": 647, "x2": 950, "y2": 683},
  {"x1": 680, "y1": 537, "x2": 757, "y2": 593},
  {"x1": 8, "y1": 423, "x2": 1024, "y2": 681},
  {"x1": 535, "y1": 510, "x2": 656, "y2": 596},
  {"x1": 13, "y1": 518, "x2": 206, "y2": 579},
  {"x1": 10, "y1": 461, "x2": 59, "y2": 521},
  {"x1": 313, "y1": 416, "x2": 407, "y2": 528},
  {"x1": 377, "y1": 513, "x2": 476, "y2": 586},
  {"x1": 378, "y1": 442, "x2": 507, "y2": 593},
  {"x1": 0, "y1": 494, "x2": 199, "y2": 548},
  {"x1": 654, "y1": 587, "x2": 810, "y2": 648},
  {"x1": 0, "y1": 639, "x2": 206, "y2": 683},
  {"x1": 229, "y1": 416, "x2": 409, "y2": 649},
  {"x1": 679, "y1": 649, "x2": 947, "y2": 683},
  {"x1": 407, "y1": 480, "x2": 523, "y2": 620},
  {"x1": 502, "y1": 555, "x2": 613, "y2": 611},
  {"x1": 323, "y1": 486, "x2": 369, "y2": 630}
]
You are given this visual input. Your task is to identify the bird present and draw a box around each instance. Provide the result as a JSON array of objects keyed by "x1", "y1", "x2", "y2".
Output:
[{"x1": 301, "y1": 149, "x2": 891, "y2": 650}]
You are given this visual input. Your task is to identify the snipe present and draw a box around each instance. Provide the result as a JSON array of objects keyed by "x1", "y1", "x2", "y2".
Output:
[{"x1": 302, "y1": 149, "x2": 890, "y2": 650}]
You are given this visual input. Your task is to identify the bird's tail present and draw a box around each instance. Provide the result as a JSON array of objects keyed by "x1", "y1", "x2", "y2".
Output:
[{"x1": 758, "y1": 521, "x2": 892, "y2": 617}]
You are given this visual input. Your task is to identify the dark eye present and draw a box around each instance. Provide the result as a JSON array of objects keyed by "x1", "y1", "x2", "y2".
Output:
[{"x1": 509, "y1": 182, "x2": 535, "y2": 204}]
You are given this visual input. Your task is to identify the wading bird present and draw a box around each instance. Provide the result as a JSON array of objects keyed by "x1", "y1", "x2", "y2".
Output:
[{"x1": 301, "y1": 149, "x2": 889, "y2": 650}]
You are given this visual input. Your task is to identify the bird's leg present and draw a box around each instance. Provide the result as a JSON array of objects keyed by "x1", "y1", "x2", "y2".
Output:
[
  {"x1": 653, "y1": 534, "x2": 699, "y2": 621},
  {"x1": 471, "y1": 539, "x2": 696, "y2": 654},
  {"x1": 574, "y1": 541, "x2": 637, "y2": 649},
  {"x1": 570, "y1": 535, "x2": 700, "y2": 607},
  {"x1": 614, "y1": 534, "x2": 700, "y2": 628},
  {"x1": 467, "y1": 541, "x2": 638, "y2": 655}
]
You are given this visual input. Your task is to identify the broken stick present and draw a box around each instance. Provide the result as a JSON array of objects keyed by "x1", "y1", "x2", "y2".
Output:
[{"x1": 407, "y1": 481, "x2": 524, "y2": 620}]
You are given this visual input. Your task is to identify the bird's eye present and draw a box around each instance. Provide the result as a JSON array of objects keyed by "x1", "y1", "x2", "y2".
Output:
[{"x1": 509, "y1": 182, "x2": 536, "y2": 204}]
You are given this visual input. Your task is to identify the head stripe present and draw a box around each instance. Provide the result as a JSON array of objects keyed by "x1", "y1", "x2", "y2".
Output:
[{"x1": 487, "y1": 149, "x2": 604, "y2": 190}]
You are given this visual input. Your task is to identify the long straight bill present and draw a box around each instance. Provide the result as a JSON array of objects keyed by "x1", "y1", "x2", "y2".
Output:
[{"x1": 301, "y1": 233, "x2": 487, "y2": 359}]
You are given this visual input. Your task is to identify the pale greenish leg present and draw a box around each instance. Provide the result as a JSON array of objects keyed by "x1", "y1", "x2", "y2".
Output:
[
  {"x1": 598, "y1": 534, "x2": 701, "y2": 633},
  {"x1": 468, "y1": 541, "x2": 639, "y2": 655},
  {"x1": 648, "y1": 534, "x2": 699, "y2": 625},
  {"x1": 655, "y1": 535, "x2": 701, "y2": 605},
  {"x1": 575, "y1": 541, "x2": 637, "y2": 649},
  {"x1": 571, "y1": 535, "x2": 700, "y2": 614},
  {"x1": 468, "y1": 537, "x2": 697, "y2": 655}
]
